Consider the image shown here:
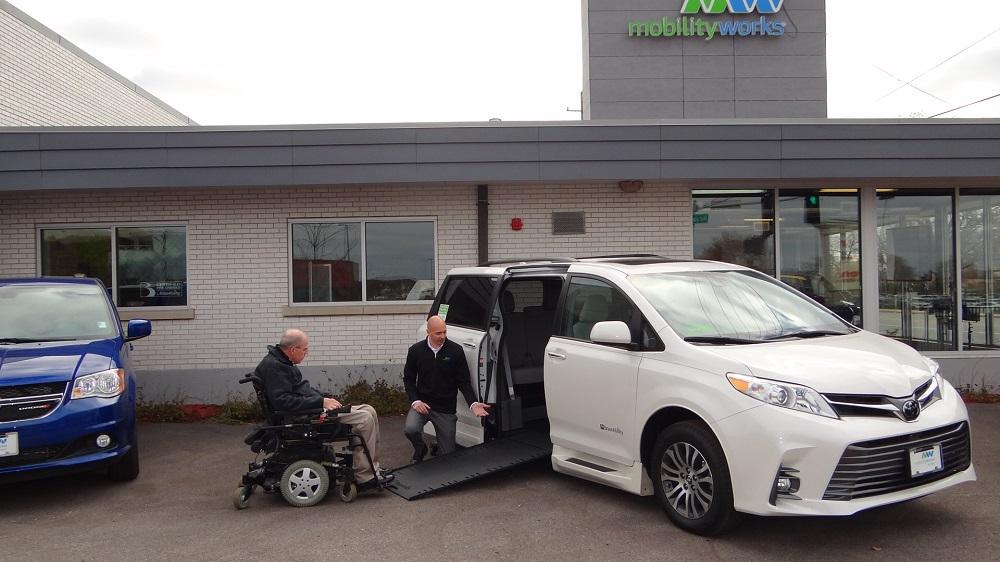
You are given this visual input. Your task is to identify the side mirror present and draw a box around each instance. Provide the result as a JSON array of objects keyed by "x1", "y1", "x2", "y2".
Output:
[
  {"x1": 125, "y1": 319, "x2": 152, "y2": 341},
  {"x1": 590, "y1": 321, "x2": 633, "y2": 346}
]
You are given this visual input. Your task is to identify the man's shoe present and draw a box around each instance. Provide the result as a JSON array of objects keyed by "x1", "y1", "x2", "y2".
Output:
[
  {"x1": 412, "y1": 443, "x2": 427, "y2": 463},
  {"x1": 358, "y1": 472, "x2": 394, "y2": 493}
]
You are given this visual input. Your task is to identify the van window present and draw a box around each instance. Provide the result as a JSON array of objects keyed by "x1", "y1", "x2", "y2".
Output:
[
  {"x1": 437, "y1": 276, "x2": 496, "y2": 330},
  {"x1": 558, "y1": 277, "x2": 636, "y2": 342}
]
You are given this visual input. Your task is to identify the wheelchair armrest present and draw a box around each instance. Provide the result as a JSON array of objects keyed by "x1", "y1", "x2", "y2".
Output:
[{"x1": 238, "y1": 373, "x2": 261, "y2": 385}]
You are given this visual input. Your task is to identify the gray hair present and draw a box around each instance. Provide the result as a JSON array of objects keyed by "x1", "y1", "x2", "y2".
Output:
[{"x1": 278, "y1": 328, "x2": 306, "y2": 348}]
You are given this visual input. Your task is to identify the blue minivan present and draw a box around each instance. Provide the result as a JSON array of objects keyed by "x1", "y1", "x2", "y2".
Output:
[{"x1": 0, "y1": 278, "x2": 151, "y2": 482}]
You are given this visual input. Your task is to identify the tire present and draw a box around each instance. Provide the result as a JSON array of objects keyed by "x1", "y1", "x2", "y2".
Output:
[
  {"x1": 650, "y1": 421, "x2": 742, "y2": 536},
  {"x1": 280, "y1": 460, "x2": 330, "y2": 507},
  {"x1": 336, "y1": 480, "x2": 358, "y2": 503},
  {"x1": 233, "y1": 485, "x2": 252, "y2": 510},
  {"x1": 107, "y1": 438, "x2": 140, "y2": 482}
]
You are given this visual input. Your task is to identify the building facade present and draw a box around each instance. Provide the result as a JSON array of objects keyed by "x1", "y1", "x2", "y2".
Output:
[
  {"x1": 2, "y1": 0, "x2": 999, "y2": 402},
  {"x1": 0, "y1": 0, "x2": 192, "y2": 126}
]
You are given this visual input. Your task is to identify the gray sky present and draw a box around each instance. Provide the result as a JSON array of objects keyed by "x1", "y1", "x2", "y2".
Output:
[{"x1": 10, "y1": 0, "x2": 1000, "y2": 124}]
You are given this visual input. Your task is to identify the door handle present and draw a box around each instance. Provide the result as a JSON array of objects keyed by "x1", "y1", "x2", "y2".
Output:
[
  {"x1": 462, "y1": 341, "x2": 478, "y2": 348},
  {"x1": 547, "y1": 351, "x2": 566, "y2": 360}
]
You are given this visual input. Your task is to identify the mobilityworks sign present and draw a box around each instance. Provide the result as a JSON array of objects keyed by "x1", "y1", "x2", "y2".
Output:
[{"x1": 628, "y1": 0, "x2": 786, "y2": 41}]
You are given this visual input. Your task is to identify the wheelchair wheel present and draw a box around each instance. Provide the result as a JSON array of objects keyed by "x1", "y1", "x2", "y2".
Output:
[
  {"x1": 232, "y1": 485, "x2": 252, "y2": 510},
  {"x1": 280, "y1": 460, "x2": 330, "y2": 507},
  {"x1": 336, "y1": 480, "x2": 358, "y2": 503}
]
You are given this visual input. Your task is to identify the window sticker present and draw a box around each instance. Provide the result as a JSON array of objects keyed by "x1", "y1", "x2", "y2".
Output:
[{"x1": 438, "y1": 303, "x2": 450, "y2": 320}]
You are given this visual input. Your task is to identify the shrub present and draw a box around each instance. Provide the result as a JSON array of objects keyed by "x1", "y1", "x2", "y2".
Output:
[
  {"x1": 339, "y1": 379, "x2": 410, "y2": 415},
  {"x1": 215, "y1": 396, "x2": 264, "y2": 424},
  {"x1": 136, "y1": 392, "x2": 186, "y2": 423}
]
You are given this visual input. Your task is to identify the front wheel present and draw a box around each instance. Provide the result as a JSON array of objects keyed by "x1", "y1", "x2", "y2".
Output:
[
  {"x1": 280, "y1": 460, "x2": 330, "y2": 507},
  {"x1": 233, "y1": 485, "x2": 252, "y2": 510},
  {"x1": 650, "y1": 421, "x2": 741, "y2": 536}
]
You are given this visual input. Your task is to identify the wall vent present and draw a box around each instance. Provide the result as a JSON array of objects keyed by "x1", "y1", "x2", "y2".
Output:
[{"x1": 552, "y1": 211, "x2": 585, "y2": 235}]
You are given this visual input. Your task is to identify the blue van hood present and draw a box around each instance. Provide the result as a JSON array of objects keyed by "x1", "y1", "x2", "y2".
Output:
[{"x1": 0, "y1": 339, "x2": 118, "y2": 383}]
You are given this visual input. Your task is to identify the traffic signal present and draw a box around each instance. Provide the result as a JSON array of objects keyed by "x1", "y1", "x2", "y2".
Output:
[{"x1": 804, "y1": 194, "x2": 821, "y2": 225}]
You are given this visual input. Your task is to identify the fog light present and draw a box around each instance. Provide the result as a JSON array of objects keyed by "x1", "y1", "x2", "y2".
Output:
[
  {"x1": 96, "y1": 434, "x2": 112, "y2": 448},
  {"x1": 769, "y1": 467, "x2": 801, "y2": 505}
]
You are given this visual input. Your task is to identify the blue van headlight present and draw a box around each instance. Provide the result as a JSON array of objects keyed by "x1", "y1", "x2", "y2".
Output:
[{"x1": 72, "y1": 368, "x2": 126, "y2": 399}]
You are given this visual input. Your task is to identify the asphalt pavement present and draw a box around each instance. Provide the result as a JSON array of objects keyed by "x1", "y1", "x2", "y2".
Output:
[{"x1": 1, "y1": 405, "x2": 997, "y2": 561}]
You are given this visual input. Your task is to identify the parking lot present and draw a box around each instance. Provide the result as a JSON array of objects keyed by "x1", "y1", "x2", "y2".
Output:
[{"x1": 2, "y1": 404, "x2": 997, "y2": 562}]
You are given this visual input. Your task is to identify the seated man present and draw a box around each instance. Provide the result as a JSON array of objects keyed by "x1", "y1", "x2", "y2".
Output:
[{"x1": 254, "y1": 328, "x2": 392, "y2": 490}]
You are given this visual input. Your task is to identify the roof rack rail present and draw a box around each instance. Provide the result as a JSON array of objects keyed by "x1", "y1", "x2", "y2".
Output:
[
  {"x1": 479, "y1": 257, "x2": 578, "y2": 266},
  {"x1": 578, "y1": 253, "x2": 664, "y2": 260}
]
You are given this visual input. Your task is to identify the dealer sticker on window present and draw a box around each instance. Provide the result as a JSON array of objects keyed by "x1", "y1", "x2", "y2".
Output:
[
  {"x1": 909, "y1": 443, "x2": 943, "y2": 477},
  {"x1": 0, "y1": 432, "x2": 18, "y2": 457},
  {"x1": 438, "y1": 304, "x2": 449, "y2": 321}
]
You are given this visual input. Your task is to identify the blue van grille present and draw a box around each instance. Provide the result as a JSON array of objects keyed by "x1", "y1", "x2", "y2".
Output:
[
  {"x1": 0, "y1": 434, "x2": 111, "y2": 469},
  {"x1": 0, "y1": 382, "x2": 66, "y2": 422}
]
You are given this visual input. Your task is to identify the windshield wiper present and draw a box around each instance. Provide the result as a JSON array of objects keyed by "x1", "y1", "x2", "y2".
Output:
[
  {"x1": 0, "y1": 337, "x2": 73, "y2": 344},
  {"x1": 683, "y1": 336, "x2": 764, "y2": 345},
  {"x1": 764, "y1": 330, "x2": 852, "y2": 341}
]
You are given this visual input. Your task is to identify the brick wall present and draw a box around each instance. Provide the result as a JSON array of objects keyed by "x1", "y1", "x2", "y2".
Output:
[
  {"x1": 489, "y1": 182, "x2": 692, "y2": 259},
  {"x1": 0, "y1": 7, "x2": 188, "y2": 126},
  {"x1": 0, "y1": 181, "x2": 692, "y2": 399}
]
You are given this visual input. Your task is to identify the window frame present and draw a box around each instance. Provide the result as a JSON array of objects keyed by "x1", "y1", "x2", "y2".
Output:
[
  {"x1": 432, "y1": 274, "x2": 497, "y2": 330},
  {"x1": 36, "y1": 222, "x2": 190, "y2": 311},
  {"x1": 287, "y1": 216, "x2": 438, "y2": 307}
]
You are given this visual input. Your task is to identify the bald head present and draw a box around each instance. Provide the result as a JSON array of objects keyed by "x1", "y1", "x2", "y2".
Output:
[
  {"x1": 279, "y1": 328, "x2": 307, "y2": 348},
  {"x1": 426, "y1": 315, "x2": 447, "y2": 347}
]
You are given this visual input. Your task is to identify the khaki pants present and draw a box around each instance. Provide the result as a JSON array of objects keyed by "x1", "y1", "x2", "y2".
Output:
[{"x1": 336, "y1": 404, "x2": 381, "y2": 482}]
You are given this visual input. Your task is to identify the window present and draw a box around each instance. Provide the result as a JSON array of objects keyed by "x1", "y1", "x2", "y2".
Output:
[
  {"x1": 877, "y1": 190, "x2": 956, "y2": 351},
  {"x1": 558, "y1": 277, "x2": 636, "y2": 343},
  {"x1": 778, "y1": 190, "x2": 862, "y2": 326},
  {"x1": 39, "y1": 225, "x2": 187, "y2": 308},
  {"x1": 290, "y1": 219, "x2": 436, "y2": 304},
  {"x1": 436, "y1": 276, "x2": 496, "y2": 329},
  {"x1": 693, "y1": 190, "x2": 775, "y2": 275},
  {"x1": 959, "y1": 190, "x2": 1000, "y2": 350}
]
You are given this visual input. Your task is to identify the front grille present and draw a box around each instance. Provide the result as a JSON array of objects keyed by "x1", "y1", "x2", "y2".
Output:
[
  {"x1": 0, "y1": 434, "x2": 111, "y2": 469},
  {"x1": 823, "y1": 422, "x2": 971, "y2": 501},
  {"x1": 0, "y1": 382, "x2": 66, "y2": 400},
  {"x1": 824, "y1": 378, "x2": 939, "y2": 420},
  {"x1": 0, "y1": 382, "x2": 66, "y2": 422}
]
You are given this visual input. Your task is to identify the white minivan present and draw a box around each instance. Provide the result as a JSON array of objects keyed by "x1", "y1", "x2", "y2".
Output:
[{"x1": 429, "y1": 256, "x2": 975, "y2": 535}]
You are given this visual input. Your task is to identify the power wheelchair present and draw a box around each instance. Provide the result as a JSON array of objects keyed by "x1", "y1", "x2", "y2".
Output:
[{"x1": 232, "y1": 373, "x2": 382, "y2": 509}]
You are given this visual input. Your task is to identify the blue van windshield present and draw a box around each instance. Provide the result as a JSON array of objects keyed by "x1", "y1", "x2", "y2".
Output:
[
  {"x1": 0, "y1": 283, "x2": 117, "y2": 341},
  {"x1": 632, "y1": 270, "x2": 853, "y2": 343}
]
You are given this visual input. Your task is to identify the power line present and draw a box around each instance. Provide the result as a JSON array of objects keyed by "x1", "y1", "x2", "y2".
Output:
[
  {"x1": 876, "y1": 25, "x2": 1000, "y2": 101},
  {"x1": 872, "y1": 65, "x2": 949, "y2": 104},
  {"x1": 930, "y1": 92, "x2": 1000, "y2": 118}
]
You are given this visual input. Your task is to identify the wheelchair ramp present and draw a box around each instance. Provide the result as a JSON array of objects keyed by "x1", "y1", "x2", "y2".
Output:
[{"x1": 387, "y1": 430, "x2": 551, "y2": 500}]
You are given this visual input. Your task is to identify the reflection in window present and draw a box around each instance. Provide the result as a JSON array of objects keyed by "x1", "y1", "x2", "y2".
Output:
[
  {"x1": 40, "y1": 226, "x2": 187, "y2": 308},
  {"x1": 292, "y1": 223, "x2": 362, "y2": 302},
  {"x1": 290, "y1": 220, "x2": 435, "y2": 304},
  {"x1": 778, "y1": 190, "x2": 862, "y2": 326},
  {"x1": 116, "y1": 226, "x2": 187, "y2": 307},
  {"x1": 877, "y1": 190, "x2": 956, "y2": 351},
  {"x1": 693, "y1": 190, "x2": 775, "y2": 275},
  {"x1": 959, "y1": 191, "x2": 1000, "y2": 350},
  {"x1": 365, "y1": 222, "x2": 435, "y2": 301}
]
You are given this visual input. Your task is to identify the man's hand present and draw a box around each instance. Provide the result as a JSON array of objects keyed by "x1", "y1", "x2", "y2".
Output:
[
  {"x1": 412, "y1": 400, "x2": 430, "y2": 415},
  {"x1": 471, "y1": 402, "x2": 491, "y2": 417},
  {"x1": 323, "y1": 397, "x2": 342, "y2": 410}
]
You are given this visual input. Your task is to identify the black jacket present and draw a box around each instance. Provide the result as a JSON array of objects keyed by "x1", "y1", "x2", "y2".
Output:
[
  {"x1": 254, "y1": 345, "x2": 324, "y2": 413},
  {"x1": 403, "y1": 338, "x2": 477, "y2": 414}
]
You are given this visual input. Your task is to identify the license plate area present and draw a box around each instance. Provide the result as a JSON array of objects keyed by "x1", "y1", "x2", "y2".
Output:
[
  {"x1": 909, "y1": 443, "x2": 943, "y2": 477},
  {"x1": 0, "y1": 432, "x2": 19, "y2": 457}
]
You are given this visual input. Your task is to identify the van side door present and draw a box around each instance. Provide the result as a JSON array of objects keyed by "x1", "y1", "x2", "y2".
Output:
[
  {"x1": 544, "y1": 275, "x2": 643, "y2": 465},
  {"x1": 431, "y1": 275, "x2": 497, "y2": 446}
]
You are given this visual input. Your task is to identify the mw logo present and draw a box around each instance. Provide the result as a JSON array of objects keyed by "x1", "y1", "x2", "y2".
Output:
[
  {"x1": 681, "y1": 0, "x2": 784, "y2": 14},
  {"x1": 921, "y1": 450, "x2": 935, "y2": 459}
]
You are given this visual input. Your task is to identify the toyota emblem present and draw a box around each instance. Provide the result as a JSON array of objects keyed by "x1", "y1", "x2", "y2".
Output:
[{"x1": 901, "y1": 399, "x2": 921, "y2": 421}]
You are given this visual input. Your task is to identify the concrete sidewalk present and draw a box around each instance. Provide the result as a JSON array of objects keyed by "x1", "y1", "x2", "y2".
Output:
[{"x1": 1, "y1": 405, "x2": 997, "y2": 561}]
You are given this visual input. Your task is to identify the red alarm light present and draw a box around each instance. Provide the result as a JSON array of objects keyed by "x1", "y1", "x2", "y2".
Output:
[{"x1": 511, "y1": 218, "x2": 523, "y2": 231}]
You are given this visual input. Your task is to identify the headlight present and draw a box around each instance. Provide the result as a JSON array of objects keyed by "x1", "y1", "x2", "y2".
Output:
[
  {"x1": 727, "y1": 373, "x2": 839, "y2": 419},
  {"x1": 72, "y1": 368, "x2": 126, "y2": 399}
]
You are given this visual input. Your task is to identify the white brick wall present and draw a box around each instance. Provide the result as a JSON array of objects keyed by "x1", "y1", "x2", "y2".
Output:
[
  {"x1": 0, "y1": 181, "x2": 692, "y2": 380},
  {"x1": 0, "y1": 8, "x2": 187, "y2": 126},
  {"x1": 488, "y1": 182, "x2": 692, "y2": 259}
]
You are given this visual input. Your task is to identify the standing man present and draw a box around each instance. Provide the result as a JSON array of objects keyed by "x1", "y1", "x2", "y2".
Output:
[
  {"x1": 255, "y1": 328, "x2": 392, "y2": 490},
  {"x1": 403, "y1": 315, "x2": 490, "y2": 462}
]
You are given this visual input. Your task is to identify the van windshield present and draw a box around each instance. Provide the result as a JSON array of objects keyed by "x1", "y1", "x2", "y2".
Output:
[
  {"x1": 631, "y1": 270, "x2": 854, "y2": 343},
  {"x1": 0, "y1": 283, "x2": 117, "y2": 342}
]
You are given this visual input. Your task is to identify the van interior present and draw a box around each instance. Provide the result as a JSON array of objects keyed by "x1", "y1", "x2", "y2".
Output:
[{"x1": 492, "y1": 276, "x2": 563, "y2": 436}]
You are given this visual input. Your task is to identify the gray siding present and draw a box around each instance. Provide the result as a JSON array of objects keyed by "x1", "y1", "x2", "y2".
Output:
[
  {"x1": 2, "y1": 120, "x2": 1000, "y2": 190},
  {"x1": 585, "y1": 0, "x2": 827, "y2": 119}
]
